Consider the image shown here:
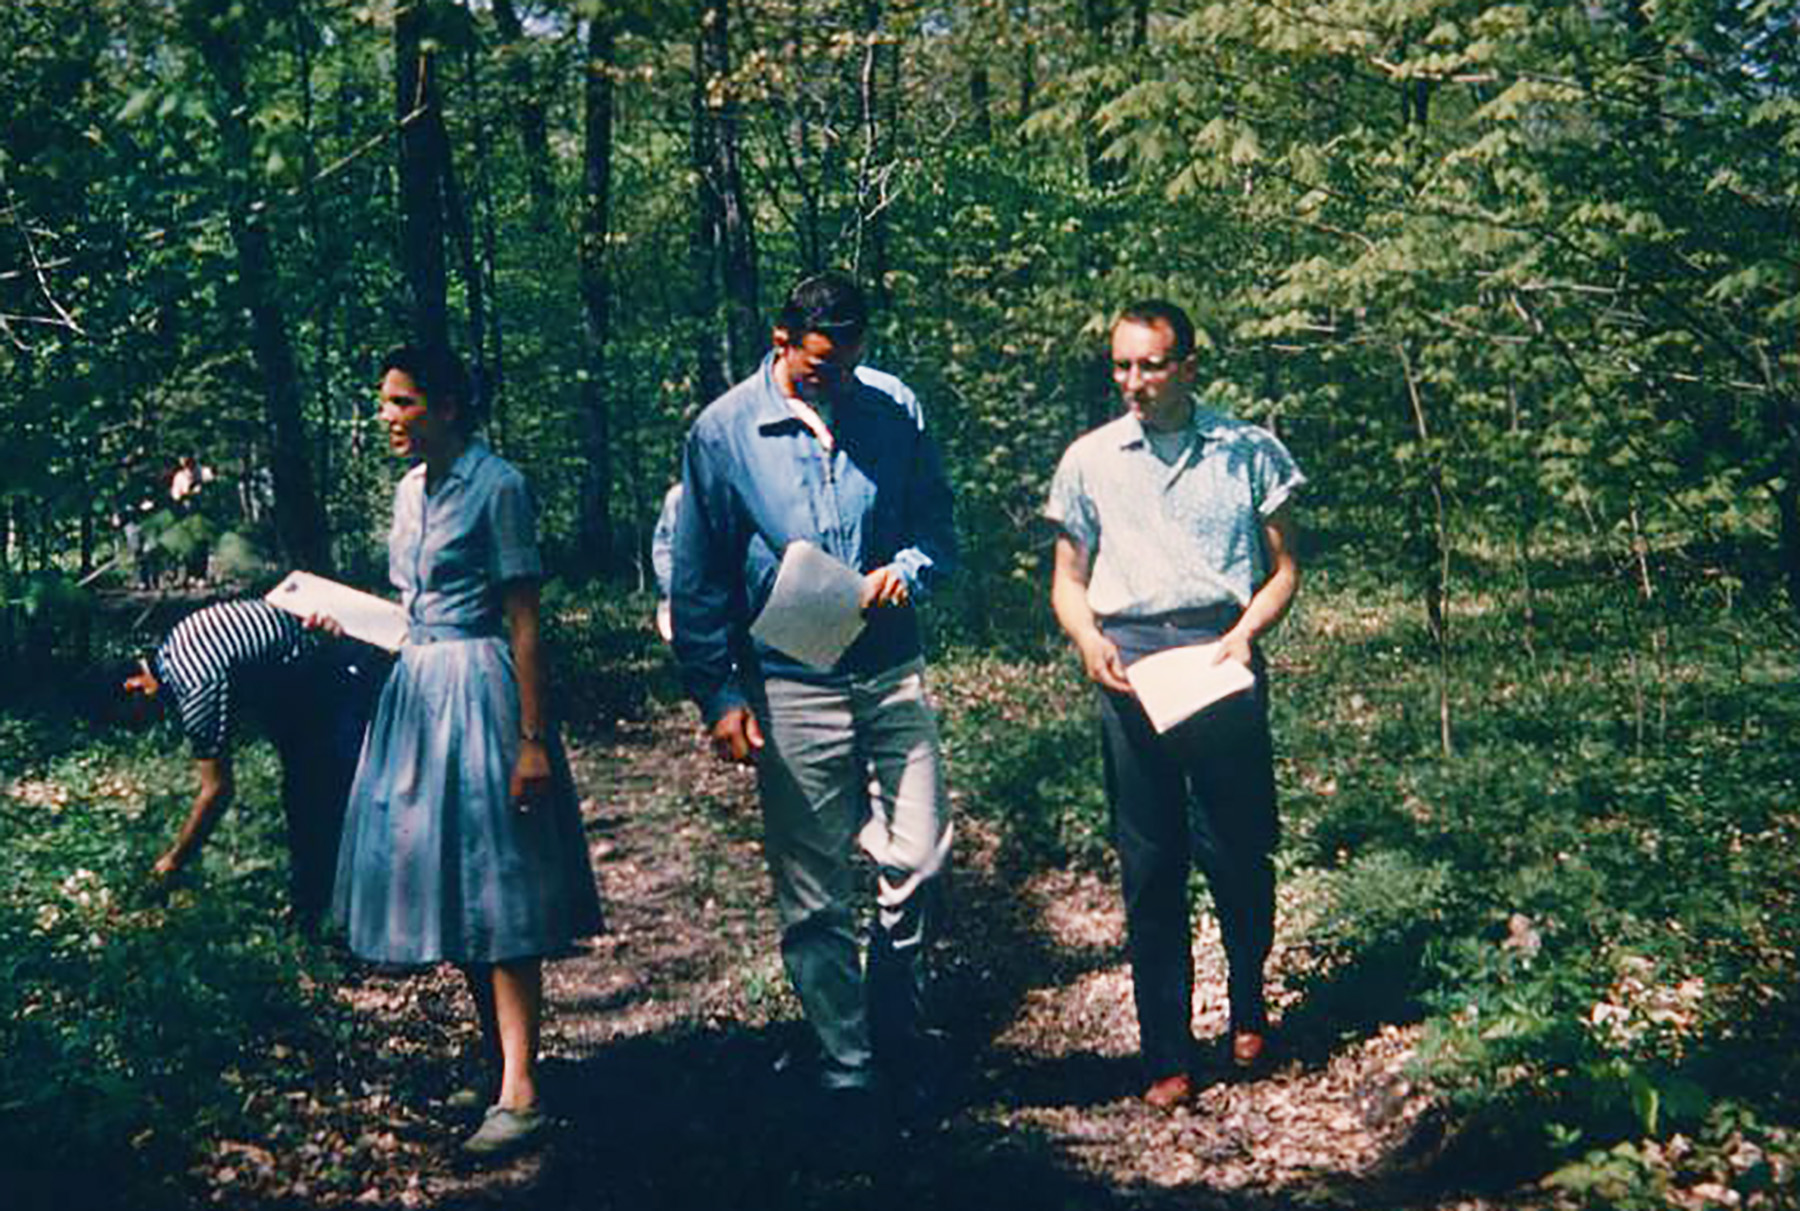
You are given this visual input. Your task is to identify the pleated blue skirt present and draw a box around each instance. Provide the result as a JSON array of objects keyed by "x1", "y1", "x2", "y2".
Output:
[{"x1": 331, "y1": 635, "x2": 603, "y2": 964}]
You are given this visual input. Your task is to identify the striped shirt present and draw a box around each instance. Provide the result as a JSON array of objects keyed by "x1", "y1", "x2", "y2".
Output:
[{"x1": 151, "y1": 599, "x2": 312, "y2": 759}]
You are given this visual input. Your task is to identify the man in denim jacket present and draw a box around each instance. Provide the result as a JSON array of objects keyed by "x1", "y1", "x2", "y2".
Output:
[{"x1": 672, "y1": 272, "x2": 957, "y2": 1126}]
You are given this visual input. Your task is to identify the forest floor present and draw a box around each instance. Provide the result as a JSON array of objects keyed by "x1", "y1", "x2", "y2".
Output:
[{"x1": 177, "y1": 706, "x2": 1531, "y2": 1211}]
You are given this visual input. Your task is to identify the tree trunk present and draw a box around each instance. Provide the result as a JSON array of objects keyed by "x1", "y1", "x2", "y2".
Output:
[
  {"x1": 490, "y1": 0, "x2": 556, "y2": 227},
  {"x1": 435, "y1": 104, "x2": 487, "y2": 393},
  {"x1": 1777, "y1": 475, "x2": 1800, "y2": 625},
  {"x1": 697, "y1": 0, "x2": 760, "y2": 380},
  {"x1": 688, "y1": 30, "x2": 727, "y2": 405},
  {"x1": 971, "y1": 64, "x2": 992, "y2": 143},
  {"x1": 577, "y1": 10, "x2": 615, "y2": 573},
  {"x1": 1083, "y1": 0, "x2": 1115, "y2": 187},
  {"x1": 1017, "y1": 1, "x2": 1035, "y2": 126},
  {"x1": 397, "y1": 0, "x2": 449, "y2": 357},
  {"x1": 188, "y1": 1, "x2": 331, "y2": 572},
  {"x1": 852, "y1": 0, "x2": 885, "y2": 287},
  {"x1": 1398, "y1": 343, "x2": 1452, "y2": 758}
]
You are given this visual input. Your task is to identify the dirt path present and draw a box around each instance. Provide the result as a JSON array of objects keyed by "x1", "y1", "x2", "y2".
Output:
[{"x1": 205, "y1": 706, "x2": 1512, "y2": 1211}]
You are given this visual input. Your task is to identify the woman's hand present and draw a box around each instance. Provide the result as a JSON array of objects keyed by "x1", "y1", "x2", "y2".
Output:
[
  {"x1": 302, "y1": 611, "x2": 346, "y2": 638},
  {"x1": 509, "y1": 738, "x2": 551, "y2": 812}
]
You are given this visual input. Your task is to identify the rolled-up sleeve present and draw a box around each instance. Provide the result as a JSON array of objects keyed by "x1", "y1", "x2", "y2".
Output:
[
  {"x1": 891, "y1": 427, "x2": 958, "y2": 598},
  {"x1": 1043, "y1": 447, "x2": 1098, "y2": 551},
  {"x1": 671, "y1": 426, "x2": 748, "y2": 725},
  {"x1": 1253, "y1": 432, "x2": 1306, "y2": 518}
]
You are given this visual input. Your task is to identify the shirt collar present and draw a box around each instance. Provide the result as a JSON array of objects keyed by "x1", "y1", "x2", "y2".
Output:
[
  {"x1": 751, "y1": 352, "x2": 864, "y2": 438},
  {"x1": 408, "y1": 437, "x2": 489, "y2": 489},
  {"x1": 1115, "y1": 404, "x2": 1228, "y2": 450},
  {"x1": 751, "y1": 353, "x2": 803, "y2": 433}
]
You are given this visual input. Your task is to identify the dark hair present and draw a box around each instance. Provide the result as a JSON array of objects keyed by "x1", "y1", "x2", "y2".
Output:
[
  {"x1": 1116, "y1": 299, "x2": 1197, "y2": 360},
  {"x1": 380, "y1": 344, "x2": 479, "y2": 434},
  {"x1": 778, "y1": 272, "x2": 870, "y2": 344},
  {"x1": 83, "y1": 656, "x2": 160, "y2": 728}
]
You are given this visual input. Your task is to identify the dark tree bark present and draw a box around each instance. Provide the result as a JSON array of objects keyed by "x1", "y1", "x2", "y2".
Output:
[
  {"x1": 688, "y1": 27, "x2": 729, "y2": 407},
  {"x1": 1084, "y1": 0, "x2": 1117, "y2": 186},
  {"x1": 490, "y1": 0, "x2": 556, "y2": 227},
  {"x1": 971, "y1": 63, "x2": 992, "y2": 143},
  {"x1": 1018, "y1": 0, "x2": 1035, "y2": 125},
  {"x1": 852, "y1": 0, "x2": 889, "y2": 292},
  {"x1": 577, "y1": 10, "x2": 616, "y2": 572},
  {"x1": 185, "y1": 0, "x2": 331, "y2": 571},
  {"x1": 397, "y1": 0, "x2": 449, "y2": 357},
  {"x1": 697, "y1": 0, "x2": 761, "y2": 382},
  {"x1": 435, "y1": 107, "x2": 488, "y2": 389},
  {"x1": 1777, "y1": 464, "x2": 1800, "y2": 624}
]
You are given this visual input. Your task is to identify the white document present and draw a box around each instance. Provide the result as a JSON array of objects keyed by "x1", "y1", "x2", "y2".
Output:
[
  {"x1": 265, "y1": 570, "x2": 409, "y2": 653},
  {"x1": 1124, "y1": 641, "x2": 1256, "y2": 734},
  {"x1": 748, "y1": 540, "x2": 866, "y2": 672}
]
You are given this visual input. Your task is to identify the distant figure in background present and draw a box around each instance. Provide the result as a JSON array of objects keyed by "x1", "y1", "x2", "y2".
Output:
[
  {"x1": 121, "y1": 510, "x2": 154, "y2": 590},
  {"x1": 651, "y1": 482, "x2": 683, "y2": 642},
  {"x1": 1047, "y1": 299, "x2": 1303, "y2": 1110},
  {"x1": 169, "y1": 455, "x2": 209, "y2": 507},
  {"x1": 118, "y1": 597, "x2": 387, "y2": 931}
]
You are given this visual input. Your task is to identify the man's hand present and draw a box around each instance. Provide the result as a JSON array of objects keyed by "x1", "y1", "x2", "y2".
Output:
[
  {"x1": 151, "y1": 849, "x2": 183, "y2": 880},
  {"x1": 509, "y1": 739, "x2": 552, "y2": 812},
  {"x1": 1213, "y1": 630, "x2": 1254, "y2": 670},
  {"x1": 709, "y1": 707, "x2": 765, "y2": 765},
  {"x1": 1077, "y1": 632, "x2": 1133, "y2": 694},
  {"x1": 859, "y1": 566, "x2": 910, "y2": 610}
]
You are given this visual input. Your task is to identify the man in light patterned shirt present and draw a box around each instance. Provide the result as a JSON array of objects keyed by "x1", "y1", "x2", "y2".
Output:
[{"x1": 1046, "y1": 299, "x2": 1304, "y2": 1110}]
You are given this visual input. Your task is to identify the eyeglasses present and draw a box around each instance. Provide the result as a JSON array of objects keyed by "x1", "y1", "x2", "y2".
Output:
[{"x1": 1111, "y1": 357, "x2": 1179, "y2": 376}]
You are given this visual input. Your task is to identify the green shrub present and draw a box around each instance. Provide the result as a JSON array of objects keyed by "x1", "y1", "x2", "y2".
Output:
[{"x1": 0, "y1": 726, "x2": 335, "y2": 1209}]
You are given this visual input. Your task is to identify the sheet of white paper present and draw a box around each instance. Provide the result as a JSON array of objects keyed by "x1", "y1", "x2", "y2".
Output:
[
  {"x1": 1124, "y1": 641, "x2": 1256, "y2": 734},
  {"x1": 265, "y1": 570, "x2": 409, "y2": 653},
  {"x1": 748, "y1": 540, "x2": 866, "y2": 672}
]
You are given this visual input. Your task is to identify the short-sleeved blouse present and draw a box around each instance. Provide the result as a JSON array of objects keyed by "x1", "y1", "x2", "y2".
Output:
[{"x1": 388, "y1": 440, "x2": 543, "y2": 632}]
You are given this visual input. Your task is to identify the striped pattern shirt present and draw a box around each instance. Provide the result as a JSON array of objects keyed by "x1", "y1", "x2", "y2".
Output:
[{"x1": 151, "y1": 599, "x2": 312, "y2": 759}]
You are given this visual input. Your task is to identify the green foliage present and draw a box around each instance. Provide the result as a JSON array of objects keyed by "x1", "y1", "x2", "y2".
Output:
[
  {"x1": 934, "y1": 646, "x2": 1111, "y2": 868},
  {"x1": 0, "y1": 724, "x2": 337, "y2": 1208},
  {"x1": 1274, "y1": 561, "x2": 1800, "y2": 1178}
]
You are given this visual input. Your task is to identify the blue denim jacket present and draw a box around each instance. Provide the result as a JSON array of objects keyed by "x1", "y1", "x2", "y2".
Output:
[{"x1": 672, "y1": 354, "x2": 958, "y2": 723}]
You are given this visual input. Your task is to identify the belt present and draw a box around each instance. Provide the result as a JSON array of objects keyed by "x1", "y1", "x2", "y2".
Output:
[
  {"x1": 407, "y1": 620, "x2": 503, "y2": 644},
  {"x1": 1101, "y1": 604, "x2": 1240, "y2": 634}
]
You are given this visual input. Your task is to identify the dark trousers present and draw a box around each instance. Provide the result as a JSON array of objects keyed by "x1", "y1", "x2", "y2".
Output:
[
  {"x1": 1099, "y1": 616, "x2": 1279, "y2": 1080},
  {"x1": 268, "y1": 643, "x2": 388, "y2": 930}
]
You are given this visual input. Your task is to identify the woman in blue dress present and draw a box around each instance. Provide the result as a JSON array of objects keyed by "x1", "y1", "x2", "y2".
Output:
[{"x1": 329, "y1": 344, "x2": 602, "y2": 1159}]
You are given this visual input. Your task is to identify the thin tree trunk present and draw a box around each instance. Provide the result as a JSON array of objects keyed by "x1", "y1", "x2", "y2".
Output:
[
  {"x1": 467, "y1": 21, "x2": 509, "y2": 446},
  {"x1": 971, "y1": 65, "x2": 991, "y2": 143},
  {"x1": 698, "y1": 0, "x2": 759, "y2": 376},
  {"x1": 689, "y1": 30, "x2": 727, "y2": 405},
  {"x1": 1777, "y1": 476, "x2": 1800, "y2": 626},
  {"x1": 188, "y1": 1, "x2": 331, "y2": 572},
  {"x1": 577, "y1": 10, "x2": 616, "y2": 572},
  {"x1": 1083, "y1": 0, "x2": 1115, "y2": 187},
  {"x1": 490, "y1": 0, "x2": 555, "y2": 227},
  {"x1": 1398, "y1": 342, "x2": 1452, "y2": 758},
  {"x1": 851, "y1": 0, "x2": 882, "y2": 282},
  {"x1": 397, "y1": 0, "x2": 449, "y2": 356},
  {"x1": 1017, "y1": 0, "x2": 1035, "y2": 126}
]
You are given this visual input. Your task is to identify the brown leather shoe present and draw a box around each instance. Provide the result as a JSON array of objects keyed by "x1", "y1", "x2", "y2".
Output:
[
  {"x1": 1231, "y1": 1030, "x2": 1267, "y2": 1070},
  {"x1": 1142, "y1": 1072, "x2": 1195, "y2": 1110}
]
